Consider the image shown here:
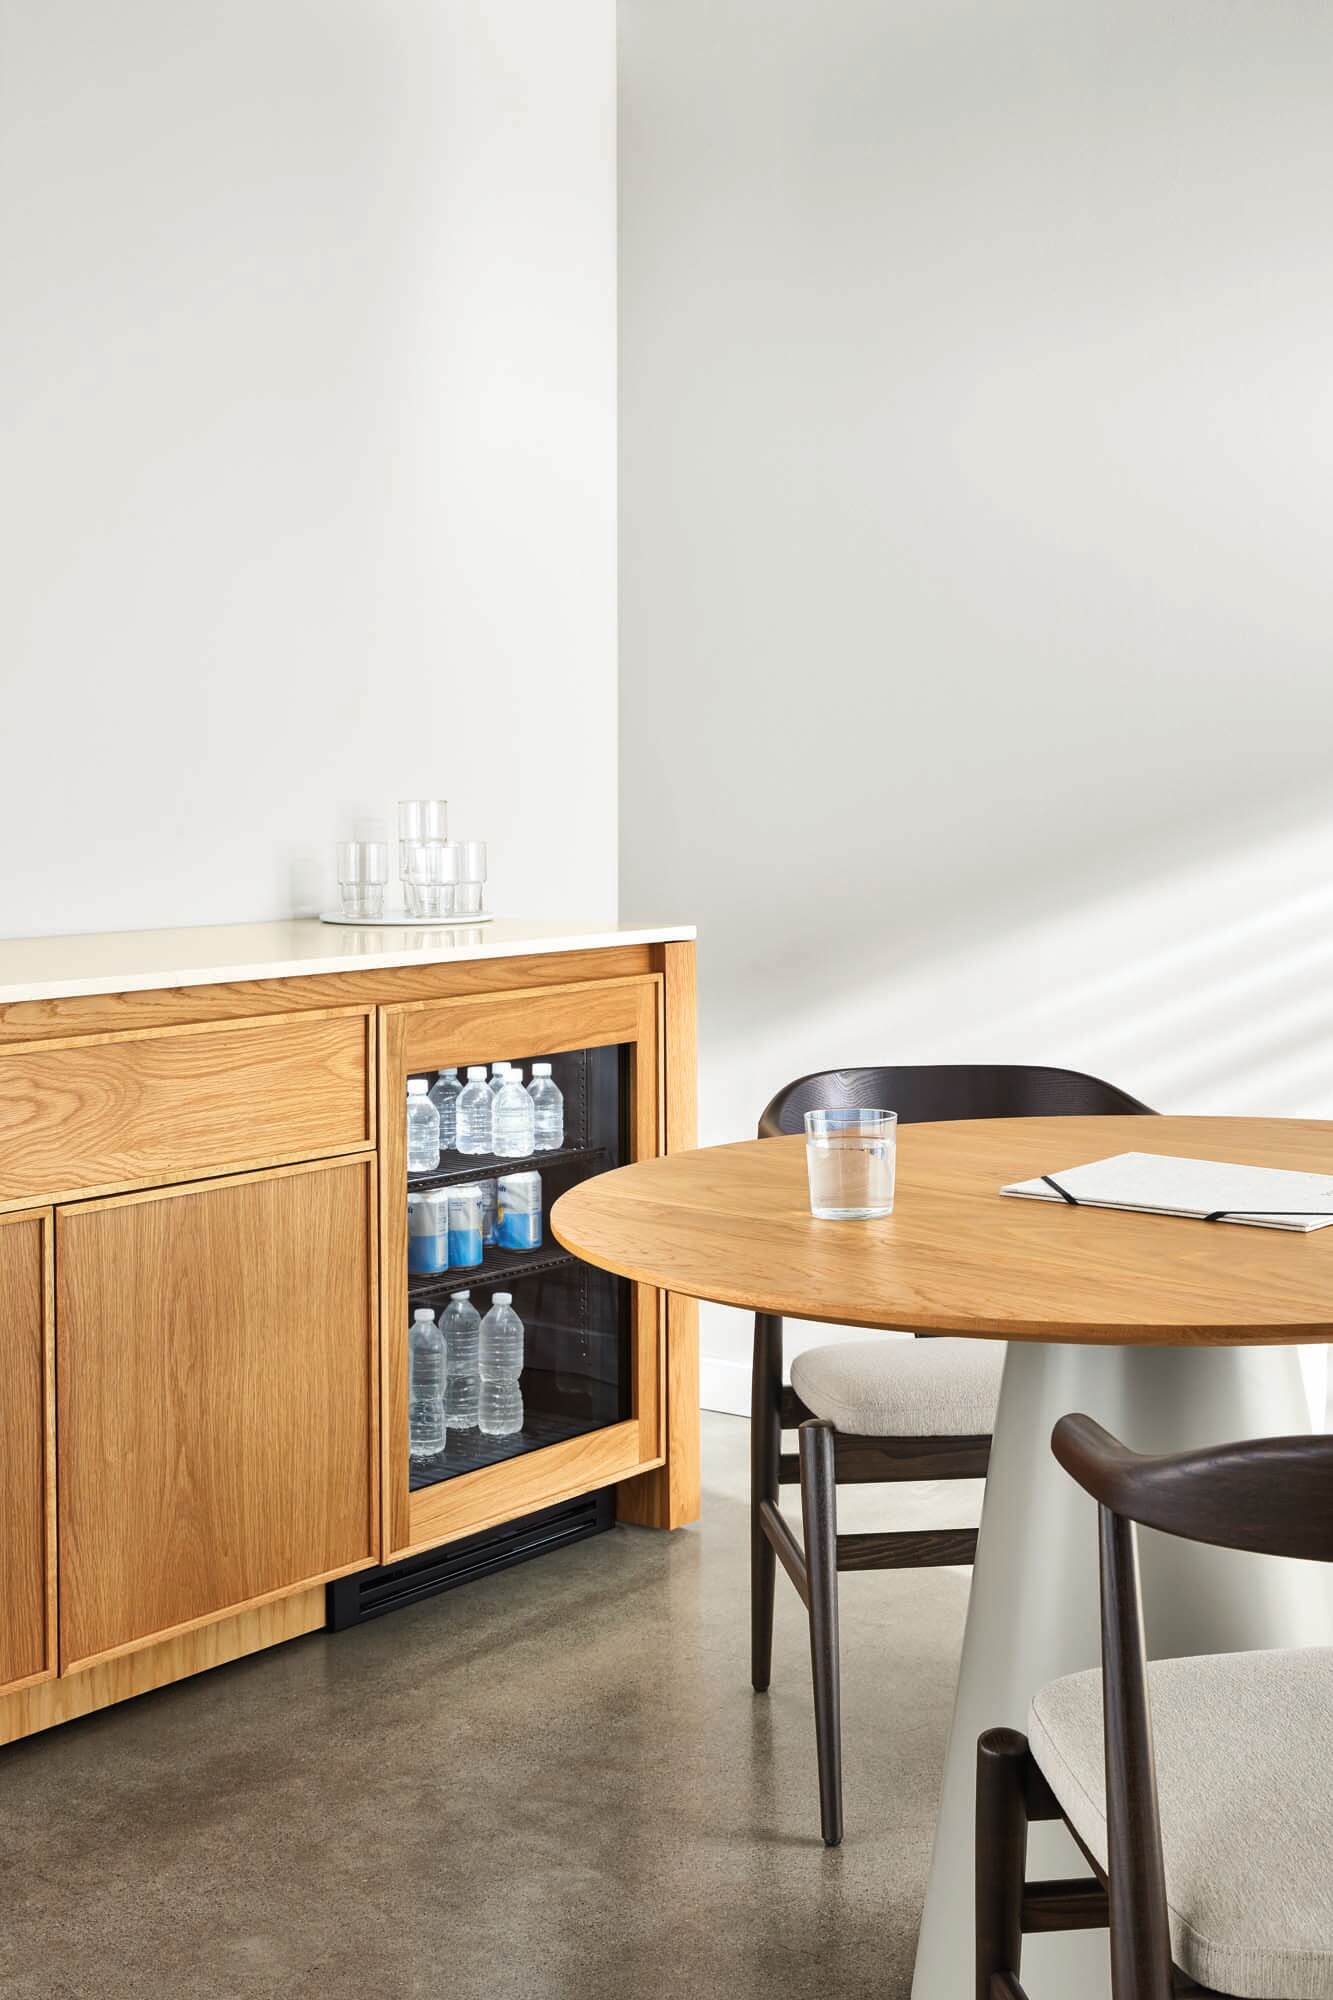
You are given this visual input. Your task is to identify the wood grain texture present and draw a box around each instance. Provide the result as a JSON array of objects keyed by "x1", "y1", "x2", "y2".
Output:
[
  {"x1": 779, "y1": 1434, "x2": 992, "y2": 1485},
  {"x1": 552, "y1": 1116, "x2": 1333, "y2": 1343},
  {"x1": 379, "y1": 1008, "x2": 412, "y2": 1557},
  {"x1": 396, "y1": 974, "x2": 660, "y2": 1073},
  {"x1": 1052, "y1": 1412, "x2": 1333, "y2": 1565},
  {"x1": 835, "y1": 1527, "x2": 979, "y2": 1570},
  {"x1": 0, "y1": 1007, "x2": 371, "y2": 1208},
  {"x1": 0, "y1": 1210, "x2": 54, "y2": 1693},
  {"x1": 630, "y1": 988, "x2": 664, "y2": 1465},
  {"x1": 0, "y1": 1588, "x2": 325, "y2": 1747},
  {"x1": 618, "y1": 940, "x2": 700, "y2": 1530},
  {"x1": 381, "y1": 978, "x2": 666, "y2": 1561},
  {"x1": 57, "y1": 1156, "x2": 376, "y2": 1670},
  {"x1": 404, "y1": 1419, "x2": 653, "y2": 1556},
  {"x1": 0, "y1": 946, "x2": 657, "y2": 1045}
]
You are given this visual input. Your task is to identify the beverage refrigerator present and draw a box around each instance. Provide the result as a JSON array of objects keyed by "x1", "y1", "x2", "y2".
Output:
[{"x1": 334, "y1": 973, "x2": 683, "y2": 1624}]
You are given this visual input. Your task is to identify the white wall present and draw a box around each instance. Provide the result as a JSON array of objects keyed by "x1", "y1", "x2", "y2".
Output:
[
  {"x1": 618, "y1": 0, "x2": 1333, "y2": 1412},
  {"x1": 0, "y1": 0, "x2": 617, "y2": 936}
]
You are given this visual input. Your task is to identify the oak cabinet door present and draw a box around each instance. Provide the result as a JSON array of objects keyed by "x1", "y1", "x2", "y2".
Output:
[
  {"x1": 0, "y1": 1210, "x2": 54, "y2": 1692},
  {"x1": 57, "y1": 1158, "x2": 376, "y2": 1671}
]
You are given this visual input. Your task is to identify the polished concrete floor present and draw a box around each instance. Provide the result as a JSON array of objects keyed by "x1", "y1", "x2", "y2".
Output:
[{"x1": 0, "y1": 1416, "x2": 973, "y2": 1999}]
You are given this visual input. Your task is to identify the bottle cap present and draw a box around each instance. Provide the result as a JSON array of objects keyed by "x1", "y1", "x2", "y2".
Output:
[
  {"x1": 532, "y1": 1062, "x2": 552, "y2": 1077},
  {"x1": 449, "y1": 1289, "x2": 470, "y2": 1300},
  {"x1": 408, "y1": 1077, "x2": 429, "y2": 1094},
  {"x1": 413, "y1": 1307, "x2": 435, "y2": 1320},
  {"x1": 443, "y1": 1067, "x2": 459, "y2": 1078},
  {"x1": 466, "y1": 1066, "x2": 487, "y2": 1080},
  {"x1": 506, "y1": 1067, "x2": 523, "y2": 1085},
  {"x1": 494, "y1": 1292, "x2": 512, "y2": 1305}
]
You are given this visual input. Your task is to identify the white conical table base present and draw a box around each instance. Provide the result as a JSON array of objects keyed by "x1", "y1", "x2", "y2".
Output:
[{"x1": 911, "y1": 1339, "x2": 1333, "y2": 2000}]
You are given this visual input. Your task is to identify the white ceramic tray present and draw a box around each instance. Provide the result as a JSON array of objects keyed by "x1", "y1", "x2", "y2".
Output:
[{"x1": 318, "y1": 910, "x2": 495, "y2": 928}]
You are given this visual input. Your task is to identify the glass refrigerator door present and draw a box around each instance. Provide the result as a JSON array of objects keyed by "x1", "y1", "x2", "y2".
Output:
[
  {"x1": 405, "y1": 1043, "x2": 632, "y2": 1489},
  {"x1": 380, "y1": 976, "x2": 664, "y2": 1559}
]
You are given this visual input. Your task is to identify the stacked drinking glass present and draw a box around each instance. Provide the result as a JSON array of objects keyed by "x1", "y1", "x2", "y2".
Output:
[
  {"x1": 398, "y1": 798, "x2": 455, "y2": 917},
  {"x1": 334, "y1": 803, "x2": 489, "y2": 920},
  {"x1": 335, "y1": 821, "x2": 390, "y2": 919}
]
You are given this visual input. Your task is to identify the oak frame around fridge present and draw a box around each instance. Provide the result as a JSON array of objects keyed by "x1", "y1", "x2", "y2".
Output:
[{"x1": 378, "y1": 974, "x2": 667, "y2": 1561}]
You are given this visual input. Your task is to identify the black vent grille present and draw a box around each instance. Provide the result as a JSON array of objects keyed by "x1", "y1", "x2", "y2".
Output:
[{"x1": 326, "y1": 1488, "x2": 614, "y2": 1629}]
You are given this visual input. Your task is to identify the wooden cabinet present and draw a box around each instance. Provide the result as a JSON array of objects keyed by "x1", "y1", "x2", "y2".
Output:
[
  {"x1": 0, "y1": 929, "x2": 695, "y2": 1745},
  {"x1": 0, "y1": 1209, "x2": 54, "y2": 1694},
  {"x1": 56, "y1": 1157, "x2": 377, "y2": 1670}
]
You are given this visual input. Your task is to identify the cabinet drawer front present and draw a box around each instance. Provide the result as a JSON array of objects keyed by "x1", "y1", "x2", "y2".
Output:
[{"x1": 0, "y1": 1009, "x2": 372, "y2": 1205}]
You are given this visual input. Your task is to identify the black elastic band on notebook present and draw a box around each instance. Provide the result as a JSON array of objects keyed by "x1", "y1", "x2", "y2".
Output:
[
  {"x1": 1040, "y1": 1174, "x2": 1079, "y2": 1205},
  {"x1": 1203, "y1": 1210, "x2": 1333, "y2": 1223}
]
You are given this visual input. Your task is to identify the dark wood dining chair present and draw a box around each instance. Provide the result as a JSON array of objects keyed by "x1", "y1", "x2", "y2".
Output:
[
  {"x1": 976, "y1": 1414, "x2": 1333, "y2": 2000},
  {"x1": 752, "y1": 1063, "x2": 1154, "y2": 1846}
]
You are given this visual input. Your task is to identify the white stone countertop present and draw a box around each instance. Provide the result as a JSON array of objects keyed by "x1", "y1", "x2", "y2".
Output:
[{"x1": 0, "y1": 917, "x2": 696, "y2": 1005}]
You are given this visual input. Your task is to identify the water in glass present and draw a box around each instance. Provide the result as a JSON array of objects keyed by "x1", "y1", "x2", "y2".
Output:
[{"x1": 804, "y1": 1108, "x2": 897, "y2": 1220}]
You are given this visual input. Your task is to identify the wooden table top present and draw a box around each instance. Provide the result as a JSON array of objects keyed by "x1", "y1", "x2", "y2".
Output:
[{"x1": 551, "y1": 1116, "x2": 1333, "y2": 1344}]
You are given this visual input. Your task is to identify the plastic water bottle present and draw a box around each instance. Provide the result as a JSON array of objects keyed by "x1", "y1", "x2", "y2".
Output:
[
  {"x1": 528, "y1": 1063, "x2": 564, "y2": 1151},
  {"x1": 456, "y1": 1066, "x2": 493, "y2": 1155},
  {"x1": 489, "y1": 1063, "x2": 514, "y2": 1094},
  {"x1": 442, "y1": 1291, "x2": 481, "y2": 1430},
  {"x1": 479, "y1": 1293, "x2": 524, "y2": 1436},
  {"x1": 492, "y1": 1067, "x2": 535, "y2": 1158},
  {"x1": 406, "y1": 1078, "x2": 441, "y2": 1174},
  {"x1": 429, "y1": 1067, "x2": 463, "y2": 1151},
  {"x1": 408, "y1": 1308, "x2": 446, "y2": 1460}
]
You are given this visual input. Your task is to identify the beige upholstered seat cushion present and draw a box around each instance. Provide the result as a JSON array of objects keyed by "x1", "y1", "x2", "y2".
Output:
[
  {"x1": 789, "y1": 1336, "x2": 1003, "y2": 1436},
  {"x1": 1029, "y1": 1647, "x2": 1333, "y2": 2000}
]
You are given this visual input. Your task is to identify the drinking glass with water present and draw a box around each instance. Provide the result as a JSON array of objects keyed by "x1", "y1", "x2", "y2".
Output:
[{"x1": 804, "y1": 1108, "x2": 897, "y2": 1220}]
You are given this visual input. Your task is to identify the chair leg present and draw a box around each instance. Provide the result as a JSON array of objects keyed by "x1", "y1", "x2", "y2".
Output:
[
  {"x1": 750, "y1": 1312, "x2": 782, "y2": 1693},
  {"x1": 799, "y1": 1417, "x2": 843, "y2": 1847},
  {"x1": 975, "y1": 1728, "x2": 1030, "y2": 2000}
]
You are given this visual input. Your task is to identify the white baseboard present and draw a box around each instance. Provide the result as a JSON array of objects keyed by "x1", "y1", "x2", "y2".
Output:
[{"x1": 700, "y1": 1355, "x2": 751, "y2": 1417}]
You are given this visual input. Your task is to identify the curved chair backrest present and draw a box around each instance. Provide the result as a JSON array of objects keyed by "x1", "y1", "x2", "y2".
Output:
[
  {"x1": 1053, "y1": 1413, "x2": 1333, "y2": 1564},
  {"x1": 758, "y1": 1063, "x2": 1154, "y2": 1139},
  {"x1": 1051, "y1": 1412, "x2": 1333, "y2": 2000}
]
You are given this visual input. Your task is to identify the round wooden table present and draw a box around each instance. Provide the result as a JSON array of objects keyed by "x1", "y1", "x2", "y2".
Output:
[{"x1": 553, "y1": 1115, "x2": 1333, "y2": 2000}]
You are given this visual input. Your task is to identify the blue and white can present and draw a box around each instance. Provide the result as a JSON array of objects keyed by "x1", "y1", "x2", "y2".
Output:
[
  {"x1": 448, "y1": 1184, "x2": 484, "y2": 1269},
  {"x1": 497, "y1": 1170, "x2": 542, "y2": 1252},
  {"x1": 407, "y1": 1188, "x2": 450, "y2": 1275}
]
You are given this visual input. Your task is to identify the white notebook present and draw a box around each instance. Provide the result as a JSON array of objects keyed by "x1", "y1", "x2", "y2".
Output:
[{"x1": 1001, "y1": 1151, "x2": 1333, "y2": 1232}]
